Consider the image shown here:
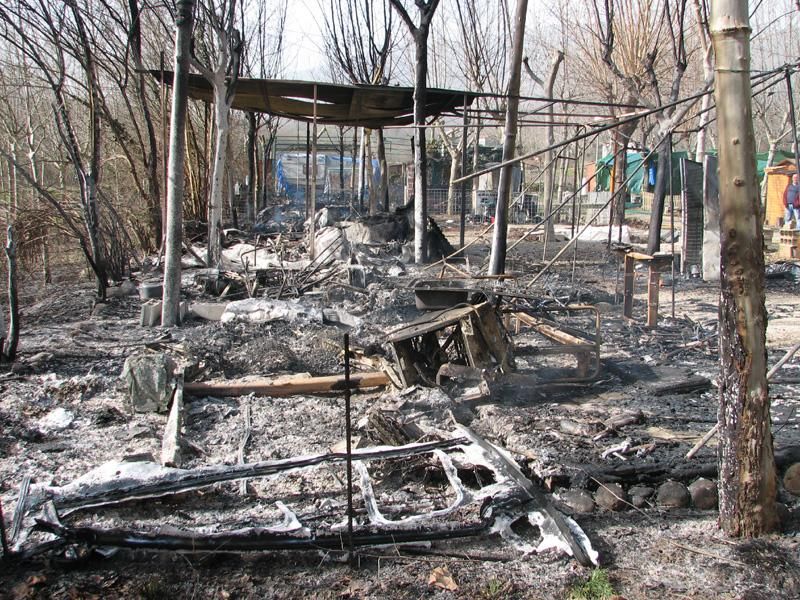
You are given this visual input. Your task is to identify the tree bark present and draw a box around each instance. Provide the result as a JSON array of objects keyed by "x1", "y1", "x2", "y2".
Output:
[
  {"x1": 647, "y1": 134, "x2": 670, "y2": 254},
  {"x1": 541, "y1": 50, "x2": 565, "y2": 242},
  {"x1": 488, "y1": 0, "x2": 527, "y2": 275},
  {"x1": 389, "y1": 0, "x2": 441, "y2": 263},
  {"x1": 162, "y1": 0, "x2": 195, "y2": 327},
  {"x1": 3, "y1": 225, "x2": 19, "y2": 361},
  {"x1": 208, "y1": 85, "x2": 229, "y2": 267},
  {"x1": 711, "y1": 0, "x2": 778, "y2": 537},
  {"x1": 246, "y1": 112, "x2": 258, "y2": 222},
  {"x1": 412, "y1": 28, "x2": 429, "y2": 262}
]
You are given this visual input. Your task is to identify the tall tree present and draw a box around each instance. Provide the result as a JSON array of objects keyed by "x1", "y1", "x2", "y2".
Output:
[
  {"x1": 711, "y1": 0, "x2": 778, "y2": 536},
  {"x1": 389, "y1": 0, "x2": 441, "y2": 263},
  {"x1": 321, "y1": 0, "x2": 396, "y2": 215},
  {"x1": 0, "y1": 0, "x2": 111, "y2": 298},
  {"x1": 488, "y1": 0, "x2": 527, "y2": 275},
  {"x1": 191, "y1": 0, "x2": 243, "y2": 268},
  {"x1": 243, "y1": 0, "x2": 286, "y2": 220},
  {"x1": 162, "y1": 0, "x2": 195, "y2": 327}
]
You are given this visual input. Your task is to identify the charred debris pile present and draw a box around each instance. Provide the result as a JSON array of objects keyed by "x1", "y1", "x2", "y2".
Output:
[{"x1": 2, "y1": 207, "x2": 800, "y2": 572}]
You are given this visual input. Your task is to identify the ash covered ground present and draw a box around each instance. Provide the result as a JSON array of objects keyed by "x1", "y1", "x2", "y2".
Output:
[{"x1": 1, "y1": 223, "x2": 800, "y2": 599}]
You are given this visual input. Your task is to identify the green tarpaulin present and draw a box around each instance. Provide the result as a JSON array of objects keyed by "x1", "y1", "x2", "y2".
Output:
[{"x1": 594, "y1": 149, "x2": 794, "y2": 194}]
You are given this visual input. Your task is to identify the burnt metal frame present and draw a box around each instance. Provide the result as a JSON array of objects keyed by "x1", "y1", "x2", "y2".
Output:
[
  {"x1": 510, "y1": 304, "x2": 601, "y2": 383},
  {"x1": 387, "y1": 302, "x2": 514, "y2": 388},
  {"x1": 18, "y1": 428, "x2": 596, "y2": 566}
]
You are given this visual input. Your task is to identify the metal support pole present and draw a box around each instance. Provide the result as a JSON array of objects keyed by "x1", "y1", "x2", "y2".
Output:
[
  {"x1": 460, "y1": 96, "x2": 469, "y2": 250},
  {"x1": 669, "y1": 134, "x2": 675, "y2": 318},
  {"x1": 310, "y1": 85, "x2": 318, "y2": 259},
  {"x1": 305, "y1": 123, "x2": 310, "y2": 219},
  {"x1": 343, "y1": 333, "x2": 354, "y2": 561}
]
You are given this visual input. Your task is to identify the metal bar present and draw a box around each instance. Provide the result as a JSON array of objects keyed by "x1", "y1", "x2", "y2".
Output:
[
  {"x1": 30, "y1": 439, "x2": 466, "y2": 514},
  {"x1": 460, "y1": 93, "x2": 468, "y2": 249},
  {"x1": 344, "y1": 333, "x2": 354, "y2": 558},
  {"x1": 669, "y1": 133, "x2": 675, "y2": 318},
  {"x1": 309, "y1": 85, "x2": 318, "y2": 259}
]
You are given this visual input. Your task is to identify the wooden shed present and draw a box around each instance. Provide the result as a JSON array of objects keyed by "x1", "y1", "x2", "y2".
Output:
[{"x1": 764, "y1": 160, "x2": 796, "y2": 227}]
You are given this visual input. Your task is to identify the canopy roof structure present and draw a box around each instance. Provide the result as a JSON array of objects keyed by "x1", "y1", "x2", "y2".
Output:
[{"x1": 151, "y1": 71, "x2": 476, "y2": 128}]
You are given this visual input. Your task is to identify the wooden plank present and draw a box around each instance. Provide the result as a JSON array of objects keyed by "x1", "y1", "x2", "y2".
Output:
[
  {"x1": 161, "y1": 375, "x2": 184, "y2": 467},
  {"x1": 184, "y1": 371, "x2": 390, "y2": 397}
]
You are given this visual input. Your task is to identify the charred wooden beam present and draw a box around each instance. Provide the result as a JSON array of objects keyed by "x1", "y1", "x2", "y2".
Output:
[{"x1": 184, "y1": 371, "x2": 390, "y2": 397}]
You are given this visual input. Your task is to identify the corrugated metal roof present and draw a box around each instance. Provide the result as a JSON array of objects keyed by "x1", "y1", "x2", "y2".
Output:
[{"x1": 150, "y1": 72, "x2": 476, "y2": 128}]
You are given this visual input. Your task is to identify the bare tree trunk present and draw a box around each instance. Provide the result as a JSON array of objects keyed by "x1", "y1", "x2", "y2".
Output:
[
  {"x1": 412, "y1": 31, "x2": 429, "y2": 261},
  {"x1": 3, "y1": 225, "x2": 19, "y2": 362},
  {"x1": 647, "y1": 132, "x2": 670, "y2": 254},
  {"x1": 162, "y1": 0, "x2": 195, "y2": 327},
  {"x1": 247, "y1": 112, "x2": 257, "y2": 221},
  {"x1": 541, "y1": 50, "x2": 565, "y2": 242},
  {"x1": 389, "y1": 0, "x2": 441, "y2": 263},
  {"x1": 711, "y1": 0, "x2": 778, "y2": 537},
  {"x1": 692, "y1": 0, "x2": 714, "y2": 162},
  {"x1": 488, "y1": 0, "x2": 527, "y2": 275},
  {"x1": 208, "y1": 91, "x2": 229, "y2": 266}
]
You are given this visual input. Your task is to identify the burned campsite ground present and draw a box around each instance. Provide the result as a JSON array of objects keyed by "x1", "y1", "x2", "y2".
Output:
[{"x1": 1, "y1": 225, "x2": 800, "y2": 599}]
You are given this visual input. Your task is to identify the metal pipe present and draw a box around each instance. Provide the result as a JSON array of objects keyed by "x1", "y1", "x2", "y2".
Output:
[
  {"x1": 344, "y1": 333, "x2": 354, "y2": 559},
  {"x1": 460, "y1": 93, "x2": 468, "y2": 249},
  {"x1": 669, "y1": 134, "x2": 675, "y2": 318}
]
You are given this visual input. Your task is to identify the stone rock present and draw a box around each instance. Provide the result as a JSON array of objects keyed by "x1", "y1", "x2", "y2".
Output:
[
  {"x1": 38, "y1": 407, "x2": 75, "y2": 433},
  {"x1": 629, "y1": 485, "x2": 654, "y2": 508},
  {"x1": 783, "y1": 463, "x2": 800, "y2": 495},
  {"x1": 688, "y1": 478, "x2": 718, "y2": 510},
  {"x1": 594, "y1": 483, "x2": 629, "y2": 511},
  {"x1": 656, "y1": 480, "x2": 691, "y2": 508},
  {"x1": 558, "y1": 489, "x2": 595, "y2": 514},
  {"x1": 91, "y1": 302, "x2": 110, "y2": 317},
  {"x1": 121, "y1": 353, "x2": 178, "y2": 413}
]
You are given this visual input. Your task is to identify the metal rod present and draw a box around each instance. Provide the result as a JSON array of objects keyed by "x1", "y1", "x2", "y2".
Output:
[
  {"x1": 460, "y1": 93, "x2": 468, "y2": 249},
  {"x1": 344, "y1": 333, "x2": 354, "y2": 560},
  {"x1": 305, "y1": 123, "x2": 310, "y2": 219},
  {"x1": 669, "y1": 133, "x2": 675, "y2": 319},
  {"x1": 310, "y1": 85, "x2": 318, "y2": 259}
]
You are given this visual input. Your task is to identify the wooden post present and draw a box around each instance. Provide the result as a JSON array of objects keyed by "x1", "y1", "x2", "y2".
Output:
[
  {"x1": 623, "y1": 254, "x2": 635, "y2": 319},
  {"x1": 646, "y1": 267, "x2": 660, "y2": 328}
]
